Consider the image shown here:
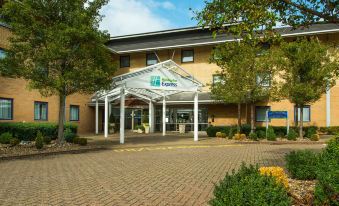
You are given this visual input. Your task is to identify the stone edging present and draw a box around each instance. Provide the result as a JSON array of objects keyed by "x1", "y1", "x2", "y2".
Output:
[
  {"x1": 233, "y1": 141, "x2": 326, "y2": 145},
  {"x1": 0, "y1": 146, "x2": 108, "y2": 162}
]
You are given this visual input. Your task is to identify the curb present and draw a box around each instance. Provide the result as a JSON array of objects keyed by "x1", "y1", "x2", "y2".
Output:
[
  {"x1": 0, "y1": 146, "x2": 109, "y2": 162},
  {"x1": 233, "y1": 141, "x2": 326, "y2": 145}
]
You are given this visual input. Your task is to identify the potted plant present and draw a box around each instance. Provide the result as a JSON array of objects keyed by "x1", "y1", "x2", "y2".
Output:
[
  {"x1": 142, "y1": 112, "x2": 150, "y2": 133},
  {"x1": 136, "y1": 125, "x2": 145, "y2": 133},
  {"x1": 144, "y1": 123, "x2": 150, "y2": 134}
]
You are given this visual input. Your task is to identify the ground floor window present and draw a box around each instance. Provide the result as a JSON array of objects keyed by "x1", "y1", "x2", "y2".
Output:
[
  {"x1": 255, "y1": 106, "x2": 271, "y2": 122},
  {"x1": 34, "y1": 101, "x2": 48, "y2": 121},
  {"x1": 0, "y1": 98, "x2": 13, "y2": 120},
  {"x1": 70, "y1": 105, "x2": 80, "y2": 121},
  {"x1": 294, "y1": 105, "x2": 311, "y2": 122}
]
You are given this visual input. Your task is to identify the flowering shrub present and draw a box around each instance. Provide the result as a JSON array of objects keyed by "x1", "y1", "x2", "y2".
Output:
[{"x1": 259, "y1": 166, "x2": 289, "y2": 188}]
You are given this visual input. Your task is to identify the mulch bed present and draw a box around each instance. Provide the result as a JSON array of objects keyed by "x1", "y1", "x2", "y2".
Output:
[
  {"x1": 288, "y1": 178, "x2": 317, "y2": 206},
  {"x1": 0, "y1": 141, "x2": 105, "y2": 160}
]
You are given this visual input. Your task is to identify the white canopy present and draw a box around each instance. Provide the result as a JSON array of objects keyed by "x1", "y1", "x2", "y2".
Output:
[{"x1": 93, "y1": 60, "x2": 203, "y2": 143}]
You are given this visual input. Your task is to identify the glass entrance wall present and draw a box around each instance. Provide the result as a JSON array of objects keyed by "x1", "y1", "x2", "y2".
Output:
[
  {"x1": 155, "y1": 107, "x2": 208, "y2": 132},
  {"x1": 112, "y1": 107, "x2": 148, "y2": 130}
]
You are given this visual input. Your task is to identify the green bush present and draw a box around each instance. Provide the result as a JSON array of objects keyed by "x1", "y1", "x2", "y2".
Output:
[
  {"x1": 0, "y1": 122, "x2": 77, "y2": 141},
  {"x1": 78, "y1": 138, "x2": 87, "y2": 146},
  {"x1": 0, "y1": 132, "x2": 13, "y2": 144},
  {"x1": 209, "y1": 163, "x2": 291, "y2": 206},
  {"x1": 314, "y1": 136, "x2": 339, "y2": 205},
  {"x1": 256, "y1": 130, "x2": 266, "y2": 139},
  {"x1": 35, "y1": 131, "x2": 44, "y2": 149},
  {"x1": 9, "y1": 138, "x2": 20, "y2": 146},
  {"x1": 43, "y1": 136, "x2": 52, "y2": 144},
  {"x1": 285, "y1": 150, "x2": 319, "y2": 180},
  {"x1": 287, "y1": 129, "x2": 297, "y2": 141},
  {"x1": 240, "y1": 124, "x2": 251, "y2": 136},
  {"x1": 266, "y1": 126, "x2": 276, "y2": 141},
  {"x1": 228, "y1": 127, "x2": 237, "y2": 139},
  {"x1": 64, "y1": 128, "x2": 76, "y2": 143},
  {"x1": 319, "y1": 126, "x2": 339, "y2": 135},
  {"x1": 136, "y1": 125, "x2": 145, "y2": 132},
  {"x1": 249, "y1": 132, "x2": 258, "y2": 141},
  {"x1": 305, "y1": 126, "x2": 318, "y2": 139}
]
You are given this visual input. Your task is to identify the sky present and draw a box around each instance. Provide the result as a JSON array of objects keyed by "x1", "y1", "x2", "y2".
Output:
[{"x1": 99, "y1": 0, "x2": 206, "y2": 37}]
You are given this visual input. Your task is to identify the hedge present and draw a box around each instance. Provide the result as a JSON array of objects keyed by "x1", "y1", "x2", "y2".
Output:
[
  {"x1": 206, "y1": 125, "x2": 318, "y2": 138},
  {"x1": 0, "y1": 122, "x2": 77, "y2": 141}
]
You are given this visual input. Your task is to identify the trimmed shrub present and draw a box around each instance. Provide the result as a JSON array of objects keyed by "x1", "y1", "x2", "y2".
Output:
[
  {"x1": 319, "y1": 126, "x2": 339, "y2": 135},
  {"x1": 314, "y1": 136, "x2": 339, "y2": 206},
  {"x1": 209, "y1": 163, "x2": 291, "y2": 206},
  {"x1": 305, "y1": 126, "x2": 318, "y2": 139},
  {"x1": 240, "y1": 124, "x2": 251, "y2": 136},
  {"x1": 9, "y1": 138, "x2": 20, "y2": 147},
  {"x1": 285, "y1": 150, "x2": 319, "y2": 180},
  {"x1": 310, "y1": 134, "x2": 320, "y2": 141},
  {"x1": 43, "y1": 136, "x2": 52, "y2": 144},
  {"x1": 228, "y1": 127, "x2": 237, "y2": 139},
  {"x1": 220, "y1": 133, "x2": 226, "y2": 138},
  {"x1": 287, "y1": 130, "x2": 297, "y2": 141},
  {"x1": 216, "y1": 132, "x2": 222, "y2": 138},
  {"x1": 266, "y1": 126, "x2": 276, "y2": 141},
  {"x1": 249, "y1": 132, "x2": 258, "y2": 141},
  {"x1": 0, "y1": 132, "x2": 13, "y2": 144},
  {"x1": 0, "y1": 122, "x2": 77, "y2": 141},
  {"x1": 240, "y1": 133, "x2": 246, "y2": 139},
  {"x1": 35, "y1": 131, "x2": 44, "y2": 149},
  {"x1": 256, "y1": 130, "x2": 266, "y2": 139},
  {"x1": 64, "y1": 128, "x2": 76, "y2": 143},
  {"x1": 259, "y1": 166, "x2": 289, "y2": 188}
]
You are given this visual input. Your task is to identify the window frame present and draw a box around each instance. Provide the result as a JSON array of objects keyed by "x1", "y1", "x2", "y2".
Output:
[
  {"x1": 146, "y1": 53, "x2": 158, "y2": 66},
  {"x1": 0, "y1": 97, "x2": 13, "y2": 120},
  {"x1": 34, "y1": 101, "x2": 48, "y2": 121},
  {"x1": 255, "y1": 106, "x2": 271, "y2": 122},
  {"x1": 0, "y1": 48, "x2": 6, "y2": 59},
  {"x1": 69, "y1": 105, "x2": 80, "y2": 122},
  {"x1": 294, "y1": 105, "x2": 311, "y2": 122},
  {"x1": 212, "y1": 74, "x2": 222, "y2": 85},
  {"x1": 119, "y1": 55, "x2": 130, "y2": 68},
  {"x1": 256, "y1": 73, "x2": 271, "y2": 87},
  {"x1": 181, "y1": 49, "x2": 194, "y2": 63}
]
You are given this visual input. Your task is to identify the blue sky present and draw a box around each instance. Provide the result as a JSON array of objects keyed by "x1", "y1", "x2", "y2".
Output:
[{"x1": 100, "y1": 0, "x2": 206, "y2": 37}]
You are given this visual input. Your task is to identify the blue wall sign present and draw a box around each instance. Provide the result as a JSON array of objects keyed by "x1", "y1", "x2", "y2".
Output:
[{"x1": 268, "y1": 111, "x2": 288, "y2": 119}]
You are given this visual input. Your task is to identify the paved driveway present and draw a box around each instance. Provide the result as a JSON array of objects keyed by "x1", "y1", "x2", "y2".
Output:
[{"x1": 0, "y1": 135, "x2": 324, "y2": 206}]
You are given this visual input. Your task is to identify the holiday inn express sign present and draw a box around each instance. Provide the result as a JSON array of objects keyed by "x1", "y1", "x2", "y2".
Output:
[{"x1": 150, "y1": 76, "x2": 178, "y2": 87}]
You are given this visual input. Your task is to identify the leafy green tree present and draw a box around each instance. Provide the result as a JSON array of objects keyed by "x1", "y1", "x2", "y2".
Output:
[
  {"x1": 211, "y1": 41, "x2": 280, "y2": 133},
  {"x1": 278, "y1": 38, "x2": 339, "y2": 138},
  {"x1": 0, "y1": 0, "x2": 116, "y2": 143},
  {"x1": 194, "y1": 0, "x2": 338, "y2": 41}
]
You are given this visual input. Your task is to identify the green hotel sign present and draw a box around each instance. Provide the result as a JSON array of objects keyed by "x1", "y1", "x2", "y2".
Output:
[{"x1": 150, "y1": 76, "x2": 177, "y2": 87}]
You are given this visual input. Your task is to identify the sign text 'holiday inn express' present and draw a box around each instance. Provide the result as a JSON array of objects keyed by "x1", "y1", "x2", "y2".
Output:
[{"x1": 150, "y1": 76, "x2": 178, "y2": 88}]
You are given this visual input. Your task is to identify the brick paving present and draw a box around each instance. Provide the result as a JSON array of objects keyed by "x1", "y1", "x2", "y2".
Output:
[{"x1": 0, "y1": 134, "x2": 325, "y2": 206}]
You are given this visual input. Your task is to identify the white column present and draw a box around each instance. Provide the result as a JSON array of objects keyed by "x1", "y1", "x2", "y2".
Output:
[
  {"x1": 162, "y1": 96, "x2": 166, "y2": 136},
  {"x1": 95, "y1": 99, "x2": 99, "y2": 134},
  {"x1": 326, "y1": 87, "x2": 331, "y2": 127},
  {"x1": 120, "y1": 88, "x2": 125, "y2": 144},
  {"x1": 104, "y1": 96, "x2": 108, "y2": 138},
  {"x1": 194, "y1": 92, "x2": 198, "y2": 141},
  {"x1": 149, "y1": 101, "x2": 155, "y2": 133}
]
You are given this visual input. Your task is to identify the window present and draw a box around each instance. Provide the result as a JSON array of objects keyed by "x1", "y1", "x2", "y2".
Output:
[
  {"x1": 181, "y1": 49, "x2": 194, "y2": 63},
  {"x1": 34, "y1": 101, "x2": 48, "y2": 121},
  {"x1": 0, "y1": 48, "x2": 6, "y2": 59},
  {"x1": 70, "y1": 105, "x2": 80, "y2": 121},
  {"x1": 256, "y1": 106, "x2": 271, "y2": 122},
  {"x1": 212, "y1": 75, "x2": 222, "y2": 85},
  {"x1": 120, "y1": 55, "x2": 130, "y2": 68},
  {"x1": 0, "y1": 98, "x2": 13, "y2": 120},
  {"x1": 146, "y1": 53, "x2": 158, "y2": 66},
  {"x1": 295, "y1": 106, "x2": 311, "y2": 122},
  {"x1": 256, "y1": 73, "x2": 271, "y2": 87}
]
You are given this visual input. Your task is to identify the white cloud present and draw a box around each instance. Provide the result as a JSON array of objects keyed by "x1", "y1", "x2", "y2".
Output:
[{"x1": 100, "y1": 0, "x2": 174, "y2": 36}]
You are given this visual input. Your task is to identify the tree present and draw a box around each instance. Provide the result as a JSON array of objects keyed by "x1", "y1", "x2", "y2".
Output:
[
  {"x1": 278, "y1": 38, "x2": 339, "y2": 138},
  {"x1": 211, "y1": 41, "x2": 279, "y2": 133},
  {"x1": 194, "y1": 0, "x2": 339, "y2": 41},
  {"x1": 0, "y1": 0, "x2": 116, "y2": 143}
]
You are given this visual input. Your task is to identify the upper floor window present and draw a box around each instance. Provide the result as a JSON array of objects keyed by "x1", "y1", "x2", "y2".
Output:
[
  {"x1": 256, "y1": 73, "x2": 271, "y2": 87},
  {"x1": 146, "y1": 53, "x2": 158, "y2": 66},
  {"x1": 120, "y1": 55, "x2": 130, "y2": 68},
  {"x1": 212, "y1": 75, "x2": 222, "y2": 85},
  {"x1": 256, "y1": 106, "x2": 271, "y2": 122},
  {"x1": 70, "y1": 105, "x2": 80, "y2": 121},
  {"x1": 295, "y1": 105, "x2": 311, "y2": 122},
  {"x1": 0, "y1": 98, "x2": 13, "y2": 120},
  {"x1": 181, "y1": 49, "x2": 194, "y2": 63},
  {"x1": 34, "y1": 101, "x2": 48, "y2": 121},
  {"x1": 0, "y1": 48, "x2": 6, "y2": 59}
]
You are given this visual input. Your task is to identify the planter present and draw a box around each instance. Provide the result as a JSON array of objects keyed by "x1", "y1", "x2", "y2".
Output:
[
  {"x1": 179, "y1": 124, "x2": 186, "y2": 133},
  {"x1": 144, "y1": 126, "x2": 150, "y2": 134}
]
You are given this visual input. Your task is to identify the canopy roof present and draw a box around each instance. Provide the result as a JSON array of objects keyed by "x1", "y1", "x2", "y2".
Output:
[{"x1": 93, "y1": 60, "x2": 203, "y2": 102}]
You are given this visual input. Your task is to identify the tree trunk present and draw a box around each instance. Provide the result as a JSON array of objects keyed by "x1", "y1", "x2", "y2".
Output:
[
  {"x1": 237, "y1": 103, "x2": 241, "y2": 133},
  {"x1": 299, "y1": 106, "x2": 303, "y2": 138},
  {"x1": 250, "y1": 103, "x2": 255, "y2": 133},
  {"x1": 57, "y1": 93, "x2": 66, "y2": 144}
]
